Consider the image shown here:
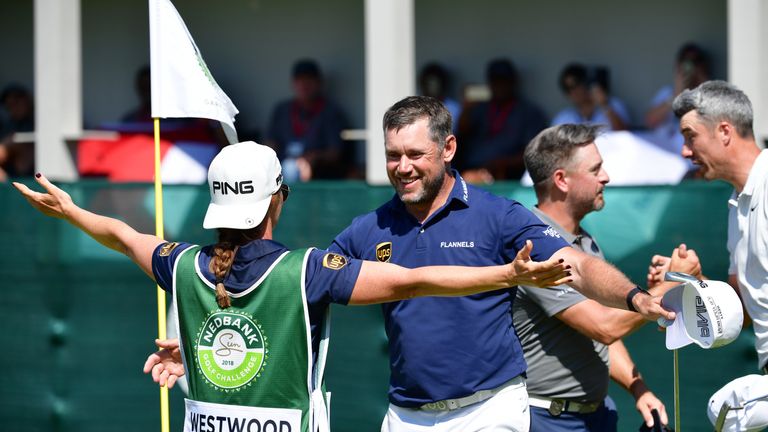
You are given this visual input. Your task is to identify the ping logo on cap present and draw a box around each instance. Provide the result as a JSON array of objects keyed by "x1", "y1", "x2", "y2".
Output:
[
  {"x1": 695, "y1": 295, "x2": 710, "y2": 337},
  {"x1": 212, "y1": 180, "x2": 255, "y2": 195}
]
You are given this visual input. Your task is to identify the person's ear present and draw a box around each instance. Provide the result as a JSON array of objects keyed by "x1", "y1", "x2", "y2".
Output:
[
  {"x1": 442, "y1": 135, "x2": 457, "y2": 163},
  {"x1": 718, "y1": 121, "x2": 733, "y2": 146},
  {"x1": 552, "y1": 169, "x2": 569, "y2": 193}
]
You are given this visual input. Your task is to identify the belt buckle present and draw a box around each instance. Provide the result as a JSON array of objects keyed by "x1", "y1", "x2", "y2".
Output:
[{"x1": 548, "y1": 399, "x2": 564, "y2": 416}]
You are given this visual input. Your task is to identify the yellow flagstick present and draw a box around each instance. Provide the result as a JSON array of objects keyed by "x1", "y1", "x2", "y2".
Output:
[{"x1": 153, "y1": 117, "x2": 170, "y2": 432}]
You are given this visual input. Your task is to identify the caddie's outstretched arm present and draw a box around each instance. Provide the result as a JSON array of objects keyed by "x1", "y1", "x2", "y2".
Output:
[
  {"x1": 551, "y1": 246, "x2": 675, "y2": 321},
  {"x1": 349, "y1": 240, "x2": 571, "y2": 305},
  {"x1": 13, "y1": 174, "x2": 164, "y2": 279}
]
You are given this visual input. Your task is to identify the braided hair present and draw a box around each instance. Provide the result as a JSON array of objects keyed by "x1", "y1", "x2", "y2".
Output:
[{"x1": 208, "y1": 227, "x2": 264, "y2": 308}]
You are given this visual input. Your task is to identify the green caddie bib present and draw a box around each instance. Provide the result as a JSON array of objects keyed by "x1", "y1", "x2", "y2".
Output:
[{"x1": 172, "y1": 246, "x2": 330, "y2": 432}]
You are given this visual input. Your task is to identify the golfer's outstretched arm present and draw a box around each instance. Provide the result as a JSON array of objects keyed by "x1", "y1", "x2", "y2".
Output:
[
  {"x1": 13, "y1": 174, "x2": 163, "y2": 278},
  {"x1": 349, "y1": 240, "x2": 571, "y2": 305},
  {"x1": 551, "y1": 246, "x2": 675, "y2": 321}
]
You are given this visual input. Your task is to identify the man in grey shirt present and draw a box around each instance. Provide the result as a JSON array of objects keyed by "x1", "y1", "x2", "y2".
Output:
[{"x1": 515, "y1": 124, "x2": 701, "y2": 431}]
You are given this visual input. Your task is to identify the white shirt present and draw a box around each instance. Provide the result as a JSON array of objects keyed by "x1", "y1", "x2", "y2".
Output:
[{"x1": 727, "y1": 149, "x2": 768, "y2": 369}]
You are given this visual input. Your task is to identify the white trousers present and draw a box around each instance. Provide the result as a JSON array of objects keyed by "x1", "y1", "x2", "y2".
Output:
[{"x1": 381, "y1": 379, "x2": 530, "y2": 432}]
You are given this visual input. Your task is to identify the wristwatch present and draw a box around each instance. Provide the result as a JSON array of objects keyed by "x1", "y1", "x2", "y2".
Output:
[{"x1": 626, "y1": 285, "x2": 650, "y2": 312}]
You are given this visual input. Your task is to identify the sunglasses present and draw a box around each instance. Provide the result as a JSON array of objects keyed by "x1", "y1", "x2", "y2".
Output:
[{"x1": 277, "y1": 183, "x2": 291, "y2": 202}]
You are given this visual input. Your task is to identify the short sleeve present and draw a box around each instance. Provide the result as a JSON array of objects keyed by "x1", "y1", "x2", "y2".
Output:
[
  {"x1": 517, "y1": 285, "x2": 587, "y2": 317},
  {"x1": 500, "y1": 201, "x2": 570, "y2": 262},
  {"x1": 304, "y1": 249, "x2": 362, "y2": 306},
  {"x1": 151, "y1": 241, "x2": 195, "y2": 292}
]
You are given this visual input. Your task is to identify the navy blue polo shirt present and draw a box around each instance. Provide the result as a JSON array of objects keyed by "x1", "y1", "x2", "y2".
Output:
[
  {"x1": 329, "y1": 172, "x2": 569, "y2": 407},
  {"x1": 152, "y1": 239, "x2": 362, "y2": 359}
]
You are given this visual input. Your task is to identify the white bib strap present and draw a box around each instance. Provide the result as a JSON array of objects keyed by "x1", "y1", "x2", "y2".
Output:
[{"x1": 310, "y1": 307, "x2": 332, "y2": 431}]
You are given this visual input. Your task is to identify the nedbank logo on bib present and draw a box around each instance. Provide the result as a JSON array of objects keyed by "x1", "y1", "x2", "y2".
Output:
[{"x1": 196, "y1": 310, "x2": 267, "y2": 391}]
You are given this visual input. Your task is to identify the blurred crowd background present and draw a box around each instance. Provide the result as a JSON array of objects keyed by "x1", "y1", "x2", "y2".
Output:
[{"x1": 0, "y1": 0, "x2": 734, "y2": 184}]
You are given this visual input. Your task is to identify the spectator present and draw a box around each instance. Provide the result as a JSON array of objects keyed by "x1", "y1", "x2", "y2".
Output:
[
  {"x1": 0, "y1": 84, "x2": 35, "y2": 180},
  {"x1": 644, "y1": 43, "x2": 710, "y2": 155},
  {"x1": 418, "y1": 62, "x2": 461, "y2": 131},
  {"x1": 551, "y1": 63, "x2": 630, "y2": 131},
  {"x1": 457, "y1": 58, "x2": 547, "y2": 182},
  {"x1": 266, "y1": 58, "x2": 349, "y2": 182}
]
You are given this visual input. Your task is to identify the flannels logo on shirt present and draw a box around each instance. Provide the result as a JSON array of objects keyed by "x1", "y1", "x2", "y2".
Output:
[
  {"x1": 440, "y1": 241, "x2": 475, "y2": 248},
  {"x1": 542, "y1": 227, "x2": 562, "y2": 238}
]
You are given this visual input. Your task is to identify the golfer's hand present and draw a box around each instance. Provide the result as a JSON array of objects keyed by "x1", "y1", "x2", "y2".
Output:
[
  {"x1": 647, "y1": 244, "x2": 701, "y2": 288},
  {"x1": 633, "y1": 293, "x2": 676, "y2": 321},
  {"x1": 12, "y1": 174, "x2": 74, "y2": 220},
  {"x1": 510, "y1": 240, "x2": 572, "y2": 288},
  {"x1": 143, "y1": 338, "x2": 185, "y2": 389},
  {"x1": 669, "y1": 244, "x2": 701, "y2": 277},
  {"x1": 635, "y1": 390, "x2": 668, "y2": 428}
]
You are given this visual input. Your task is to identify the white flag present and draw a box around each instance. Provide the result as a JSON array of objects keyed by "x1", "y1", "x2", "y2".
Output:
[{"x1": 149, "y1": 0, "x2": 239, "y2": 144}]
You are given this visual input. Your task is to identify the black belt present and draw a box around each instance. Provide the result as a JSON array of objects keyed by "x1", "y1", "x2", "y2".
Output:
[{"x1": 527, "y1": 396, "x2": 601, "y2": 416}]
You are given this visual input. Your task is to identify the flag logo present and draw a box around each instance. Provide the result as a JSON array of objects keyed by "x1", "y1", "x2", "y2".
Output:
[
  {"x1": 195, "y1": 310, "x2": 267, "y2": 391},
  {"x1": 376, "y1": 242, "x2": 392, "y2": 263}
]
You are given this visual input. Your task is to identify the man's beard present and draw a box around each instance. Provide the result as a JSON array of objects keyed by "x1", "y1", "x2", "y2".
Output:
[{"x1": 399, "y1": 167, "x2": 446, "y2": 206}]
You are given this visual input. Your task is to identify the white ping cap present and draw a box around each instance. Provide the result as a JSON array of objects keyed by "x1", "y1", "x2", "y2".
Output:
[
  {"x1": 708, "y1": 374, "x2": 768, "y2": 432},
  {"x1": 660, "y1": 278, "x2": 743, "y2": 350},
  {"x1": 202, "y1": 141, "x2": 283, "y2": 230}
]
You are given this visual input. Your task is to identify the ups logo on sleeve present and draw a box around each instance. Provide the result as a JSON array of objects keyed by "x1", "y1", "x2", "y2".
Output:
[
  {"x1": 322, "y1": 253, "x2": 348, "y2": 270},
  {"x1": 376, "y1": 242, "x2": 392, "y2": 262},
  {"x1": 158, "y1": 242, "x2": 180, "y2": 257}
]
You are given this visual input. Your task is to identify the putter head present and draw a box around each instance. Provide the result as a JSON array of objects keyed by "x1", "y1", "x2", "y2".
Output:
[{"x1": 664, "y1": 271, "x2": 698, "y2": 283}]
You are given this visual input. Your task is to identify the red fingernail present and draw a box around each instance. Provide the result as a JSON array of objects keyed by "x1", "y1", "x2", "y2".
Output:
[
  {"x1": 35, "y1": 173, "x2": 41, "y2": 178},
  {"x1": 558, "y1": 259, "x2": 565, "y2": 263},
  {"x1": 565, "y1": 265, "x2": 572, "y2": 269}
]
